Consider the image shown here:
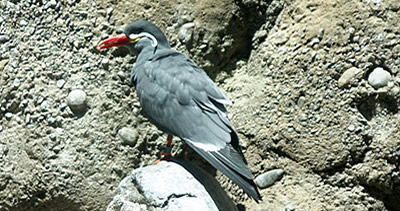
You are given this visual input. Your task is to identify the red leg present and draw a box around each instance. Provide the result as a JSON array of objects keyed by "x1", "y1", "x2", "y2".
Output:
[{"x1": 153, "y1": 135, "x2": 173, "y2": 165}]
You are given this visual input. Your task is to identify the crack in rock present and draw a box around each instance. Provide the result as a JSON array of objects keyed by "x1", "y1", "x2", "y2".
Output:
[{"x1": 161, "y1": 193, "x2": 196, "y2": 208}]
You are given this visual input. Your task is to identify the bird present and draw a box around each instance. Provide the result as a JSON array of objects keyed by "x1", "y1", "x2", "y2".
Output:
[{"x1": 97, "y1": 20, "x2": 261, "y2": 202}]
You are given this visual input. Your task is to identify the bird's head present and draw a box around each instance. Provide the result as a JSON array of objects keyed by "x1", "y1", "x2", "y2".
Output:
[{"x1": 96, "y1": 20, "x2": 170, "y2": 55}]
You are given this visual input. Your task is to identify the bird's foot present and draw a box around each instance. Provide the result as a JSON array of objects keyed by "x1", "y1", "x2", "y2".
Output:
[{"x1": 153, "y1": 148, "x2": 172, "y2": 165}]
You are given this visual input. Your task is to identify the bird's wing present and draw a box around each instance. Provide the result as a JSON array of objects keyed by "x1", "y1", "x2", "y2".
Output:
[{"x1": 132, "y1": 50, "x2": 260, "y2": 200}]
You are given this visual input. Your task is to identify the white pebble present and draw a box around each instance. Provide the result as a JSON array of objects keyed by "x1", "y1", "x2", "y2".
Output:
[
  {"x1": 368, "y1": 67, "x2": 391, "y2": 89},
  {"x1": 255, "y1": 169, "x2": 284, "y2": 188},
  {"x1": 118, "y1": 127, "x2": 139, "y2": 146},
  {"x1": 67, "y1": 89, "x2": 87, "y2": 112}
]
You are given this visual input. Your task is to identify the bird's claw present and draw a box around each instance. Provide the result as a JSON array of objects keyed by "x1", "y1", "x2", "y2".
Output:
[{"x1": 153, "y1": 148, "x2": 172, "y2": 165}]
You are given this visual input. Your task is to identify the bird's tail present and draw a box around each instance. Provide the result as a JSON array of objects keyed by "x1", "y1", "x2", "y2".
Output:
[{"x1": 185, "y1": 141, "x2": 262, "y2": 202}]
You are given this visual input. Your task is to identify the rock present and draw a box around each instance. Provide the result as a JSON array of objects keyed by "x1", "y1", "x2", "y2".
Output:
[
  {"x1": 0, "y1": 59, "x2": 8, "y2": 71},
  {"x1": 368, "y1": 67, "x2": 391, "y2": 89},
  {"x1": 5, "y1": 112, "x2": 12, "y2": 120},
  {"x1": 297, "y1": 96, "x2": 306, "y2": 107},
  {"x1": 255, "y1": 169, "x2": 284, "y2": 189},
  {"x1": 0, "y1": 35, "x2": 8, "y2": 43},
  {"x1": 338, "y1": 67, "x2": 361, "y2": 88},
  {"x1": 20, "y1": 19, "x2": 28, "y2": 26},
  {"x1": 56, "y1": 79, "x2": 66, "y2": 88},
  {"x1": 118, "y1": 127, "x2": 139, "y2": 146},
  {"x1": 67, "y1": 89, "x2": 87, "y2": 113},
  {"x1": 179, "y1": 22, "x2": 195, "y2": 43},
  {"x1": 107, "y1": 160, "x2": 237, "y2": 211},
  {"x1": 107, "y1": 7, "x2": 114, "y2": 16}
]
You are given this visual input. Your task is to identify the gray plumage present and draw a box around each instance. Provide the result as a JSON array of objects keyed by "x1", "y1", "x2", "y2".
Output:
[{"x1": 126, "y1": 20, "x2": 261, "y2": 201}]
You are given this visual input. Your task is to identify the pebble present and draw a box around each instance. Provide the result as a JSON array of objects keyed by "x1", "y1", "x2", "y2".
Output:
[
  {"x1": 368, "y1": 67, "x2": 391, "y2": 89},
  {"x1": 56, "y1": 19, "x2": 64, "y2": 27},
  {"x1": 299, "y1": 113, "x2": 308, "y2": 121},
  {"x1": 13, "y1": 78, "x2": 21, "y2": 88},
  {"x1": 118, "y1": 127, "x2": 139, "y2": 146},
  {"x1": 338, "y1": 67, "x2": 360, "y2": 88},
  {"x1": 107, "y1": 7, "x2": 114, "y2": 16},
  {"x1": 48, "y1": 0, "x2": 57, "y2": 8},
  {"x1": 5, "y1": 112, "x2": 12, "y2": 120},
  {"x1": 49, "y1": 133, "x2": 57, "y2": 141},
  {"x1": 255, "y1": 169, "x2": 284, "y2": 188},
  {"x1": 67, "y1": 89, "x2": 87, "y2": 112},
  {"x1": 0, "y1": 125, "x2": 2, "y2": 132},
  {"x1": 318, "y1": 28, "x2": 325, "y2": 40},
  {"x1": 25, "y1": 113, "x2": 31, "y2": 124},
  {"x1": 347, "y1": 124, "x2": 355, "y2": 132},
  {"x1": 20, "y1": 19, "x2": 28, "y2": 26},
  {"x1": 101, "y1": 58, "x2": 109, "y2": 69},
  {"x1": 310, "y1": 37, "x2": 320, "y2": 47},
  {"x1": 0, "y1": 59, "x2": 9, "y2": 71},
  {"x1": 179, "y1": 22, "x2": 195, "y2": 43},
  {"x1": 41, "y1": 101, "x2": 48, "y2": 111},
  {"x1": 56, "y1": 79, "x2": 66, "y2": 88},
  {"x1": 0, "y1": 35, "x2": 8, "y2": 43}
]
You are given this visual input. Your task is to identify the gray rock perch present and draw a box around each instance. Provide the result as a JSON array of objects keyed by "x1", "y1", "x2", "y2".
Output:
[{"x1": 106, "y1": 159, "x2": 238, "y2": 211}]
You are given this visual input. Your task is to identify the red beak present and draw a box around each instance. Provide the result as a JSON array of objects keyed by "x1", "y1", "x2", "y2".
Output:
[{"x1": 96, "y1": 34, "x2": 131, "y2": 50}]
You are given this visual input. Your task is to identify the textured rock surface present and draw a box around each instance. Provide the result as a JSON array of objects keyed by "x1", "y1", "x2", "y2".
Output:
[
  {"x1": 0, "y1": 0, "x2": 399, "y2": 210},
  {"x1": 107, "y1": 160, "x2": 238, "y2": 211}
]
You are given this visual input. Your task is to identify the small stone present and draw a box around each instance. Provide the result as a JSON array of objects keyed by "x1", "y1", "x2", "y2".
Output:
[
  {"x1": 107, "y1": 7, "x2": 114, "y2": 16},
  {"x1": 56, "y1": 19, "x2": 64, "y2": 27},
  {"x1": 299, "y1": 113, "x2": 308, "y2": 121},
  {"x1": 49, "y1": 0, "x2": 57, "y2": 8},
  {"x1": 0, "y1": 125, "x2": 3, "y2": 132},
  {"x1": 13, "y1": 78, "x2": 21, "y2": 88},
  {"x1": 25, "y1": 113, "x2": 31, "y2": 124},
  {"x1": 5, "y1": 112, "x2": 12, "y2": 120},
  {"x1": 0, "y1": 35, "x2": 8, "y2": 43},
  {"x1": 179, "y1": 22, "x2": 195, "y2": 43},
  {"x1": 368, "y1": 67, "x2": 391, "y2": 89},
  {"x1": 255, "y1": 169, "x2": 284, "y2": 188},
  {"x1": 20, "y1": 19, "x2": 28, "y2": 26},
  {"x1": 67, "y1": 89, "x2": 87, "y2": 113},
  {"x1": 41, "y1": 101, "x2": 48, "y2": 111},
  {"x1": 338, "y1": 67, "x2": 361, "y2": 88},
  {"x1": 2, "y1": 145, "x2": 8, "y2": 154},
  {"x1": 310, "y1": 37, "x2": 320, "y2": 47},
  {"x1": 56, "y1": 79, "x2": 66, "y2": 88},
  {"x1": 0, "y1": 59, "x2": 9, "y2": 71},
  {"x1": 348, "y1": 124, "x2": 355, "y2": 132},
  {"x1": 84, "y1": 33, "x2": 93, "y2": 39},
  {"x1": 318, "y1": 28, "x2": 325, "y2": 40},
  {"x1": 49, "y1": 133, "x2": 57, "y2": 141},
  {"x1": 79, "y1": 11, "x2": 88, "y2": 18},
  {"x1": 118, "y1": 127, "x2": 139, "y2": 146},
  {"x1": 101, "y1": 58, "x2": 109, "y2": 69},
  {"x1": 286, "y1": 204, "x2": 295, "y2": 211}
]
